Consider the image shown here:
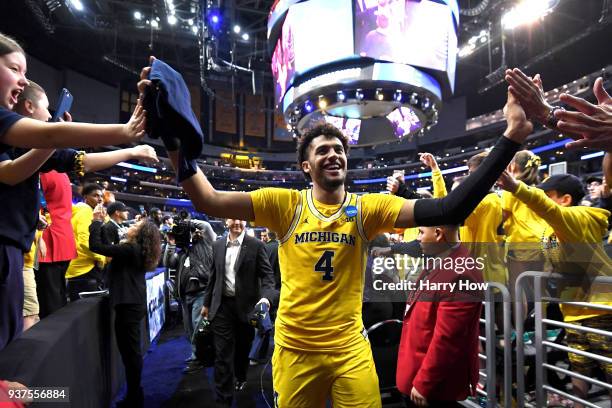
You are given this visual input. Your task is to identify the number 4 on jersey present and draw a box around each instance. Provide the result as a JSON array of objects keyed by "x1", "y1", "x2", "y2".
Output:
[{"x1": 315, "y1": 250, "x2": 335, "y2": 281}]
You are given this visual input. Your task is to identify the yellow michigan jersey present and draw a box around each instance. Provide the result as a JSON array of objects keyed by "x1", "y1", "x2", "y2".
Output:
[{"x1": 250, "y1": 188, "x2": 405, "y2": 352}]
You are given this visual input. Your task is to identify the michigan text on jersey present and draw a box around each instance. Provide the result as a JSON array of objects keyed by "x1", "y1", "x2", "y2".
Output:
[{"x1": 294, "y1": 231, "x2": 356, "y2": 246}]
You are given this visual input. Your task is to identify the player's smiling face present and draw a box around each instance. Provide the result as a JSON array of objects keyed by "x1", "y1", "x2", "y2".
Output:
[{"x1": 303, "y1": 135, "x2": 347, "y2": 190}]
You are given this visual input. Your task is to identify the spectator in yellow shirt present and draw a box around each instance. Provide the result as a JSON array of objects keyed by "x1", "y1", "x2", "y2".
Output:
[
  {"x1": 65, "y1": 183, "x2": 106, "y2": 301},
  {"x1": 498, "y1": 172, "x2": 612, "y2": 406}
]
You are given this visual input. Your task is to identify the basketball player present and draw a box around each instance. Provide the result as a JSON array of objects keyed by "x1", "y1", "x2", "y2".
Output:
[{"x1": 138, "y1": 58, "x2": 533, "y2": 407}]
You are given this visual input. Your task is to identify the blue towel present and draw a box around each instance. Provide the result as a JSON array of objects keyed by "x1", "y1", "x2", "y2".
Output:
[
  {"x1": 249, "y1": 302, "x2": 273, "y2": 333},
  {"x1": 248, "y1": 302, "x2": 273, "y2": 362},
  {"x1": 143, "y1": 59, "x2": 203, "y2": 181}
]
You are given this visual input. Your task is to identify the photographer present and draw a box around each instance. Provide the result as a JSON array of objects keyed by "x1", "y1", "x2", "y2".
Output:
[{"x1": 163, "y1": 216, "x2": 216, "y2": 372}]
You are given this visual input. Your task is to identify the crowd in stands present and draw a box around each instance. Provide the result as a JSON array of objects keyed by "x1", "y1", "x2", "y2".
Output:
[{"x1": 1, "y1": 31, "x2": 611, "y2": 408}]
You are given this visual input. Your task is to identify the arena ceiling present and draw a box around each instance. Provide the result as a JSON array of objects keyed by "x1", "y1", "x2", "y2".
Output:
[{"x1": 1, "y1": 0, "x2": 611, "y2": 118}]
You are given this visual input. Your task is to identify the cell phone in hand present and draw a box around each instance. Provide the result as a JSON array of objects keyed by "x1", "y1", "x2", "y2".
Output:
[{"x1": 51, "y1": 88, "x2": 73, "y2": 122}]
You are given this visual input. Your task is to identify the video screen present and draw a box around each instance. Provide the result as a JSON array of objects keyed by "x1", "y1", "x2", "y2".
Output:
[
  {"x1": 354, "y1": 0, "x2": 456, "y2": 72},
  {"x1": 271, "y1": 13, "x2": 295, "y2": 107},
  {"x1": 324, "y1": 116, "x2": 362, "y2": 145},
  {"x1": 386, "y1": 107, "x2": 421, "y2": 137},
  {"x1": 271, "y1": 0, "x2": 355, "y2": 107}
]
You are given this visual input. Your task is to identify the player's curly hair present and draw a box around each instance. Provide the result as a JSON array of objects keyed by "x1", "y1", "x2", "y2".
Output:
[{"x1": 296, "y1": 122, "x2": 349, "y2": 179}]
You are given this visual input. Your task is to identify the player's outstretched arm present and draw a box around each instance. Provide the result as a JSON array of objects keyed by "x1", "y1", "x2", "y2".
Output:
[
  {"x1": 394, "y1": 89, "x2": 532, "y2": 228},
  {"x1": 167, "y1": 150, "x2": 255, "y2": 221}
]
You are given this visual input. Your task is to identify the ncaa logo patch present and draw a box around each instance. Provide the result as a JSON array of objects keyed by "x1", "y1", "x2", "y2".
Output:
[{"x1": 345, "y1": 205, "x2": 358, "y2": 218}]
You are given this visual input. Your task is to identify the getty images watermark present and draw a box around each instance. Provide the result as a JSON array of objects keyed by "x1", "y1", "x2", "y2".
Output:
[{"x1": 371, "y1": 254, "x2": 490, "y2": 292}]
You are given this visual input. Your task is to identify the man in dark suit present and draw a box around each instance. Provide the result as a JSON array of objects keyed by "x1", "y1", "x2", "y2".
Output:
[
  {"x1": 102, "y1": 201, "x2": 129, "y2": 245},
  {"x1": 396, "y1": 225, "x2": 483, "y2": 408},
  {"x1": 263, "y1": 229, "x2": 281, "y2": 292},
  {"x1": 201, "y1": 219, "x2": 276, "y2": 407}
]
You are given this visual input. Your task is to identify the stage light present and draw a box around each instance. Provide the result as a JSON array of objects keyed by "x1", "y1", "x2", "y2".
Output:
[
  {"x1": 355, "y1": 89, "x2": 364, "y2": 101},
  {"x1": 409, "y1": 93, "x2": 418, "y2": 105},
  {"x1": 394, "y1": 90, "x2": 402, "y2": 102},
  {"x1": 502, "y1": 0, "x2": 558, "y2": 30},
  {"x1": 318, "y1": 95, "x2": 327, "y2": 109},
  {"x1": 375, "y1": 88, "x2": 384, "y2": 101},
  {"x1": 421, "y1": 97, "x2": 430, "y2": 110},
  {"x1": 134, "y1": 11, "x2": 142, "y2": 20},
  {"x1": 241, "y1": 33, "x2": 249, "y2": 41},
  {"x1": 69, "y1": 0, "x2": 84, "y2": 11},
  {"x1": 192, "y1": 26, "x2": 198, "y2": 34},
  {"x1": 336, "y1": 91, "x2": 346, "y2": 102},
  {"x1": 167, "y1": 15, "x2": 177, "y2": 25},
  {"x1": 458, "y1": 44, "x2": 475, "y2": 58},
  {"x1": 233, "y1": 25, "x2": 241, "y2": 34},
  {"x1": 304, "y1": 100, "x2": 314, "y2": 112},
  {"x1": 151, "y1": 19, "x2": 159, "y2": 28},
  {"x1": 211, "y1": 14, "x2": 220, "y2": 24},
  {"x1": 187, "y1": 19, "x2": 194, "y2": 26}
]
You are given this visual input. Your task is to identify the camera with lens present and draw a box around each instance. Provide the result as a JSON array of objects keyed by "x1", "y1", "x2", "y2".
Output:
[{"x1": 170, "y1": 220, "x2": 200, "y2": 248}]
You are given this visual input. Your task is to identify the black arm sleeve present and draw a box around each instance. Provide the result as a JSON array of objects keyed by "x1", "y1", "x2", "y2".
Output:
[
  {"x1": 413, "y1": 136, "x2": 521, "y2": 226},
  {"x1": 396, "y1": 183, "x2": 424, "y2": 200}
]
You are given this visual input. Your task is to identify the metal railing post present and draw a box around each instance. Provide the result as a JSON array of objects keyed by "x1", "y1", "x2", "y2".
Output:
[
  {"x1": 533, "y1": 275, "x2": 545, "y2": 408},
  {"x1": 484, "y1": 289, "x2": 497, "y2": 408},
  {"x1": 514, "y1": 274, "x2": 528, "y2": 408}
]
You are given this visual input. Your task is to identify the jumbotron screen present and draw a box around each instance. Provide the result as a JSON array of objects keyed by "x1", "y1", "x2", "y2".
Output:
[
  {"x1": 324, "y1": 116, "x2": 362, "y2": 145},
  {"x1": 271, "y1": 12, "x2": 295, "y2": 107},
  {"x1": 272, "y1": 0, "x2": 355, "y2": 106},
  {"x1": 387, "y1": 107, "x2": 422, "y2": 137},
  {"x1": 355, "y1": 0, "x2": 456, "y2": 72}
]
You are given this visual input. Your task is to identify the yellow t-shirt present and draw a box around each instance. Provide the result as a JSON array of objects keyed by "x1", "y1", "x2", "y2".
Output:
[
  {"x1": 65, "y1": 202, "x2": 106, "y2": 279},
  {"x1": 23, "y1": 232, "x2": 41, "y2": 270},
  {"x1": 502, "y1": 190, "x2": 549, "y2": 244},
  {"x1": 514, "y1": 182, "x2": 612, "y2": 322},
  {"x1": 249, "y1": 188, "x2": 405, "y2": 351}
]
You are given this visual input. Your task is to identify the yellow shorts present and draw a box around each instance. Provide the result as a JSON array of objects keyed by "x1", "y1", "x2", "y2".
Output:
[
  {"x1": 272, "y1": 342, "x2": 381, "y2": 408},
  {"x1": 23, "y1": 267, "x2": 39, "y2": 316}
]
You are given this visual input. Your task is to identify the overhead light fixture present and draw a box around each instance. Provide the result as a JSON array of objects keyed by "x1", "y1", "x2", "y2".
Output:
[
  {"x1": 192, "y1": 25, "x2": 198, "y2": 34},
  {"x1": 187, "y1": 18, "x2": 194, "y2": 26},
  {"x1": 69, "y1": 0, "x2": 84, "y2": 11},
  {"x1": 233, "y1": 25, "x2": 241, "y2": 34},
  {"x1": 167, "y1": 15, "x2": 177, "y2": 25},
  {"x1": 502, "y1": 0, "x2": 559, "y2": 30},
  {"x1": 304, "y1": 100, "x2": 314, "y2": 112},
  {"x1": 241, "y1": 33, "x2": 249, "y2": 41},
  {"x1": 151, "y1": 19, "x2": 159, "y2": 28},
  {"x1": 318, "y1": 95, "x2": 327, "y2": 109},
  {"x1": 336, "y1": 91, "x2": 346, "y2": 102},
  {"x1": 394, "y1": 90, "x2": 402, "y2": 102},
  {"x1": 355, "y1": 89, "x2": 364, "y2": 101},
  {"x1": 375, "y1": 88, "x2": 384, "y2": 101},
  {"x1": 134, "y1": 11, "x2": 142, "y2": 20}
]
